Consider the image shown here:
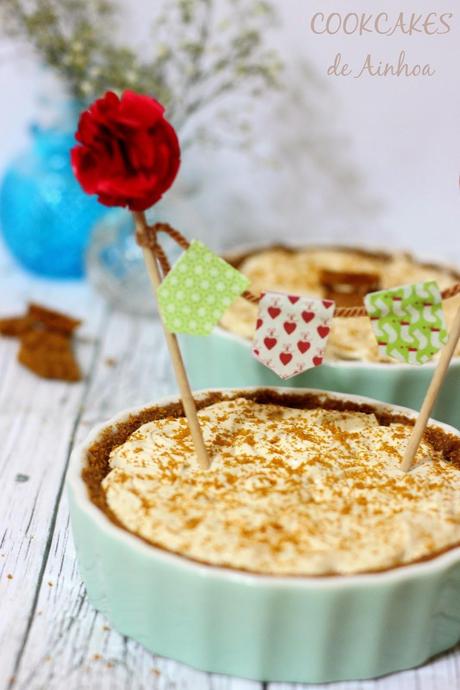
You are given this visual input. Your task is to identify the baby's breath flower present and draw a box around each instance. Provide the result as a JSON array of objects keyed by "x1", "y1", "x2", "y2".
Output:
[
  {"x1": 80, "y1": 81, "x2": 92, "y2": 94},
  {"x1": 0, "y1": 0, "x2": 283, "y2": 150}
]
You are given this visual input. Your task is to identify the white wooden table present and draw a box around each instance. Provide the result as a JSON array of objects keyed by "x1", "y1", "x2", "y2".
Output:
[{"x1": 2, "y1": 247, "x2": 460, "y2": 690}]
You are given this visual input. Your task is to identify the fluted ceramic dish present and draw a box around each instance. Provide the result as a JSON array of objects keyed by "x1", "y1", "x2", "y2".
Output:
[
  {"x1": 67, "y1": 387, "x2": 460, "y2": 683},
  {"x1": 180, "y1": 245, "x2": 460, "y2": 429}
]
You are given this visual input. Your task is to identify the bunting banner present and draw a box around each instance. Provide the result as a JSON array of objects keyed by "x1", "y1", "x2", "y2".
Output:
[
  {"x1": 157, "y1": 240, "x2": 249, "y2": 336},
  {"x1": 364, "y1": 281, "x2": 448, "y2": 364},
  {"x1": 251, "y1": 292, "x2": 335, "y2": 379}
]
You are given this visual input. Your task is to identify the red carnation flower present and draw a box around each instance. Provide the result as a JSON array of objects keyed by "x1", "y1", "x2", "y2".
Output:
[{"x1": 71, "y1": 91, "x2": 180, "y2": 212}]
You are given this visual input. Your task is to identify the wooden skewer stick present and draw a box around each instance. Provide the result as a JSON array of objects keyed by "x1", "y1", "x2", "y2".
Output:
[
  {"x1": 133, "y1": 211, "x2": 210, "y2": 470},
  {"x1": 402, "y1": 306, "x2": 460, "y2": 472}
]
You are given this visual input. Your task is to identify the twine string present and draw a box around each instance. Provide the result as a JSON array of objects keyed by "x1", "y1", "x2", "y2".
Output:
[{"x1": 136, "y1": 223, "x2": 460, "y2": 317}]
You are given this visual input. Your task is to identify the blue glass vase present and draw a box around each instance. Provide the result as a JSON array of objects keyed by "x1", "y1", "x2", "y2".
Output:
[{"x1": 0, "y1": 121, "x2": 107, "y2": 278}]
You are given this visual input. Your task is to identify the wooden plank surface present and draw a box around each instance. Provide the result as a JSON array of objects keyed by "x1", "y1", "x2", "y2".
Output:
[
  {"x1": 1, "y1": 247, "x2": 460, "y2": 689},
  {"x1": 0, "y1": 255, "x2": 106, "y2": 690}
]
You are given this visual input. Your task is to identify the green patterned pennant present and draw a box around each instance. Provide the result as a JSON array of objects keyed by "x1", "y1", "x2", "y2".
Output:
[
  {"x1": 157, "y1": 240, "x2": 250, "y2": 336},
  {"x1": 364, "y1": 281, "x2": 448, "y2": 364}
]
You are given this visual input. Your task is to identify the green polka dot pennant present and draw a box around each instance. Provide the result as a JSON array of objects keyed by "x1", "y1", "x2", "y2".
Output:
[
  {"x1": 364, "y1": 281, "x2": 448, "y2": 365},
  {"x1": 157, "y1": 240, "x2": 250, "y2": 336}
]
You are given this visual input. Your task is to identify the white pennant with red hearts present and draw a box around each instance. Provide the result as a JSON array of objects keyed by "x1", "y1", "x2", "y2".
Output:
[{"x1": 251, "y1": 292, "x2": 335, "y2": 379}]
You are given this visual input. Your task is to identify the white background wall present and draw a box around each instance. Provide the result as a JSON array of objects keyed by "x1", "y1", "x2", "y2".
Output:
[
  {"x1": 0, "y1": 0, "x2": 458, "y2": 266},
  {"x1": 298, "y1": 0, "x2": 460, "y2": 261}
]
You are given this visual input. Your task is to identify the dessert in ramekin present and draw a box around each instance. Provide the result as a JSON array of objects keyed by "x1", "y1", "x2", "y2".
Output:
[
  {"x1": 68, "y1": 387, "x2": 460, "y2": 683},
  {"x1": 180, "y1": 247, "x2": 460, "y2": 427}
]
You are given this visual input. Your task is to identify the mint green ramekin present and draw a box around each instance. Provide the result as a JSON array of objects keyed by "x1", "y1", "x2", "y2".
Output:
[
  {"x1": 67, "y1": 388, "x2": 460, "y2": 683},
  {"x1": 180, "y1": 329, "x2": 460, "y2": 429}
]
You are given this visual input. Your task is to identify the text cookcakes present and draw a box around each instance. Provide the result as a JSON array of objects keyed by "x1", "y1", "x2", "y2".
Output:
[{"x1": 101, "y1": 397, "x2": 460, "y2": 576}]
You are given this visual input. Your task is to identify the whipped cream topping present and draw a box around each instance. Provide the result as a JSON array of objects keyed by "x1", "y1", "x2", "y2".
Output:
[
  {"x1": 102, "y1": 398, "x2": 460, "y2": 575},
  {"x1": 220, "y1": 249, "x2": 460, "y2": 362}
]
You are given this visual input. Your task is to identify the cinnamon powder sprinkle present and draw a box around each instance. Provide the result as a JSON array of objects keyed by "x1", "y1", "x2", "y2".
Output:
[{"x1": 82, "y1": 390, "x2": 460, "y2": 577}]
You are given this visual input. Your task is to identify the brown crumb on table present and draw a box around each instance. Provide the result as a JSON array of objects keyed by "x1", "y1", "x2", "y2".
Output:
[
  {"x1": 102, "y1": 624, "x2": 111, "y2": 631},
  {"x1": 105, "y1": 357, "x2": 118, "y2": 368},
  {"x1": 0, "y1": 315, "x2": 32, "y2": 337},
  {"x1": 1, "y1": 303, "x2": 83, "y2": 382},
  {"x1": 6, "y1": 573, "x2": 13, "y2": 580},
  {"x1": 151, "y1": 668, "x2": 161, "y2": 676},
  {"x1": 47, "y1": 581, "x2": 54, "y2": 587},
  {"x1": 18, "y1": 331, "x2": 81, "y2": 382},
  {"x1": 27, "y1": 303, "x2": 81, "y2": 335},
  {"x1": 92, "y1": 654, "x2": 102, "y2": 661}
]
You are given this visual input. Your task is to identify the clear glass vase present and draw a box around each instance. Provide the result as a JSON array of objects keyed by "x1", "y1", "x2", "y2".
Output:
[
  {"x1": 86, "y1": 182, "x2": 208, "y2": 316},
  {"x1": 86, "y1": 210, "x2": 157, "y2": 316},
  {"x1": 0, "y1": 111, "x2": 107, "y2": 279}
]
